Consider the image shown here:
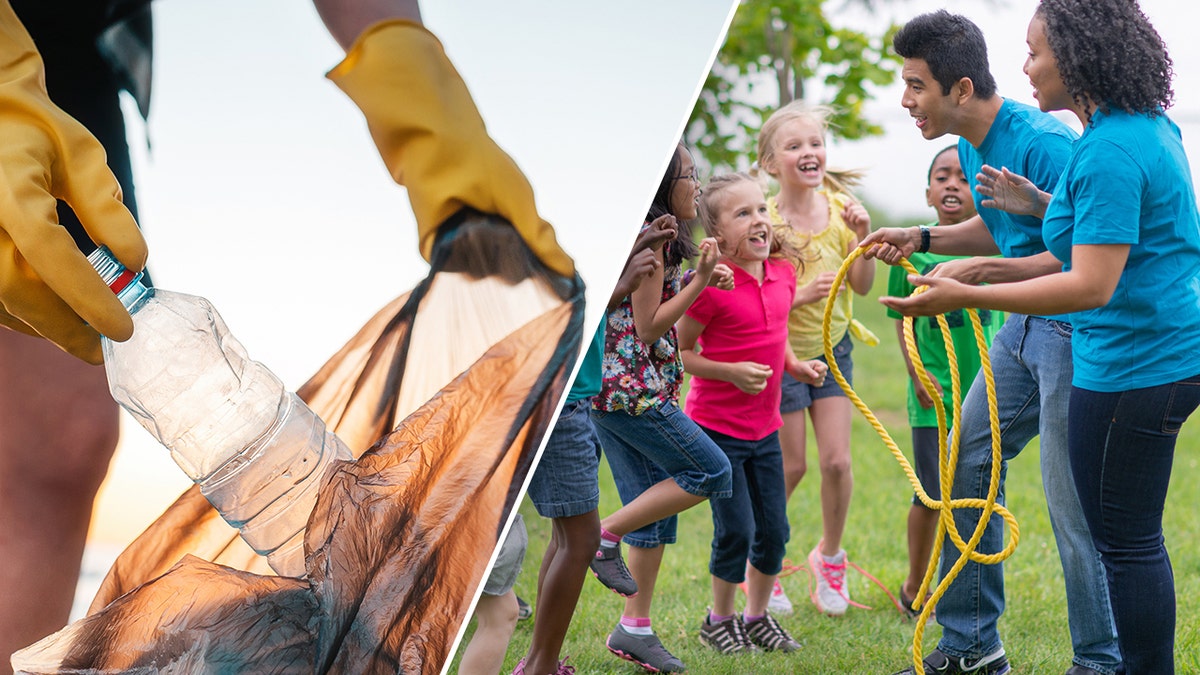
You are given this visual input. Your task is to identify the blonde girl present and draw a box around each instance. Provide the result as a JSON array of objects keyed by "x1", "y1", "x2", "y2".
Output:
[{"x1": 755, "y1": 101, "x2": 874, "y2": 616}]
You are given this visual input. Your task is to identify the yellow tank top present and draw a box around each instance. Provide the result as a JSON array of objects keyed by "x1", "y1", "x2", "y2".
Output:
[{"x1": 769, "y1": 191, "x2": 878, "y2": 360}]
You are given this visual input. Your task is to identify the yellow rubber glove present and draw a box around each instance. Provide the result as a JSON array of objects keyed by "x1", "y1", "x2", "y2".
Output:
[
  {"x1": 0, "y1": 0, "x2": 148, "y2": 364},
  {"x1": 327, "y1": 19, "x2": 575, "y2": 279}
]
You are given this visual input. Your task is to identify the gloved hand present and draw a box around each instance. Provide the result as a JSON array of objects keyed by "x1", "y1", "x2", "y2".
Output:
[
  {"x1": 327, "y1": 19, "x2": 575, "y2": 279},
  {"x1": 0, "y1": 0, "x2": 148, "y2": 364}
]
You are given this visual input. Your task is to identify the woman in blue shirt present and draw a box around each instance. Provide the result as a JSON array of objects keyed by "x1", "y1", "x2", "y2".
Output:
[{"x1": 883, "y1": 1, "x2": 1200, "y2": 672}]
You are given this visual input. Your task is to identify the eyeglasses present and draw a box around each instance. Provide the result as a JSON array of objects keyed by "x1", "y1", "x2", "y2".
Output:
[{"x1": 674, "y1": 170, "x2": 700, "y2": 183}]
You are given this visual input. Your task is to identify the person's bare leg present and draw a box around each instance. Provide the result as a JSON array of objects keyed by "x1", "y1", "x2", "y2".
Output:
[
  {"x1": 743, "y1": 564, "x2": 775, "y2": 617},
  {"x1": 600, "y1": 479, "x2": 703, "y2": 537},
  {"x1": 458, "y1": 590, "x2": 520, "y2": 675},
  {"x1": 523, "y1": 510, "x2": 599, "y2": 675},
  {"x1": 710, "y1": 576, "x2": 738, "y2": 617},
  {"x1": 778, "y1": 409, "x2": 809, "y2": 500},
  {"x1": 810, "y1": 396, "x2": 853, "y2": 555},
  {"x1": 0, "y1": 331, "x2": 119, "y2": 674},
  {"x1": 621, "y1": 544, "x2": 665, "y2": 620},
  {"x1": 904, "y1": 503, "x2": 939, "y2": 603}
]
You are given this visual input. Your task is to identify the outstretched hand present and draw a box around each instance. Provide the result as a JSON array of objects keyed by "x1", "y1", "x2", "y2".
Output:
[
  {"x1": 880, "y1": 275, "x2": 973, "y2": 317},
  {"x1": 976, "y1": 165, "x2": 1047, "y2": 217},
  {"x1": 859, "y1": 228, "x2": 918, "y2": 265}
]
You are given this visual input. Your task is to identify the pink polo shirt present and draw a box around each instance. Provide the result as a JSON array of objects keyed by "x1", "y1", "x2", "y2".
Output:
[{"x1": 684, "y1": 257, "x2": 797, "y2": 441}]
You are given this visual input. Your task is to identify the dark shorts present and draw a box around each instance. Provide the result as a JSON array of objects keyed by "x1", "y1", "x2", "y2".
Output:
[
  {"x1": 910, "y1": 426, "x2": 943, "y2": 507},
  {"x1": 780, "y1": 332, "x2": 854, "y2": 413}
]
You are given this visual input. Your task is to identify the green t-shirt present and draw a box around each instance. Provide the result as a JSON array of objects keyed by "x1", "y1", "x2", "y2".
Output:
[{"x1": 886, "y1": 226, "x2": 1005, "y2": 428}]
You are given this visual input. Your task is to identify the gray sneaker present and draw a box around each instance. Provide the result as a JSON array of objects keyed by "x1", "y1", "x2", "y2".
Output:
[
  {"x1": 699, "y1": 613, "x2": 756, "y2": 654},
  {"x1": 744, "y1": 612, "x2": 801, "y2": 653},
  {"x1": 606, "y1": 625, "x2": 686, "y2": 673},
  {"x1": 590, "y1": 544, "x2": 638, "y2": 597},
  {"x1": 890, "y1": 648, "x2": 1011, "y2": 675}
]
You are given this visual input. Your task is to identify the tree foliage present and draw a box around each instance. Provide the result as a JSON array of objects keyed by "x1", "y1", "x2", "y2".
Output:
[{"x1": 686, "y1": 0, "x2": 902, "y2": 172}]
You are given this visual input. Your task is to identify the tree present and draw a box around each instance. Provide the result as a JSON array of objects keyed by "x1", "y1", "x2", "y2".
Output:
[{"x1": 686, "y1": 0, "x2": 901, "y2": 172}]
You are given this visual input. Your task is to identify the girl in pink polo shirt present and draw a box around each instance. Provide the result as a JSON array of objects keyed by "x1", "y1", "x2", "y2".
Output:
[{"x1": 679, "y1": 172, "x2": 827, "y2": 656}]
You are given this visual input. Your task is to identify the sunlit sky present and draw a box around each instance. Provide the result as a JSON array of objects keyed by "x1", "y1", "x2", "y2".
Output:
[
  {"x1": 89, "y1": 0, "x2": 739, "y2": 547},
  {"x1": 90, "y1": 0, "x2": 1200, "y2": 560}
]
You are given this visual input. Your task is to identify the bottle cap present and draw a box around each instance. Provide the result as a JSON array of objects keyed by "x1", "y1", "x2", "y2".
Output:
[{"x1": 87, "y1": 246, "x2": 154, "y2": 311}]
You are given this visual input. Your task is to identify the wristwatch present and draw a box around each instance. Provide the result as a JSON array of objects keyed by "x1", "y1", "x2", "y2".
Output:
[{"x1": 917, "y1": 226, "x2": 931, "y2": 254}]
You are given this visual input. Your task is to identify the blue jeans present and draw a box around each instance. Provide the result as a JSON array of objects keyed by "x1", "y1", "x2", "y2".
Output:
[
  {"x1": 527, "y1": 399, "x2": 602, "y2": 519},
  {"x1": 937, "y1": 316, "x2": 1120, "y2": 673},
  {"x1": 592, "y1": 402, "x2": 732, "y2": 548},
  {"x1": 701, "y1": 427, "x2": 790, "y2": 582},
  {"x1": 1070, "y1": 375, "x2": 1200, "y2": 674}
]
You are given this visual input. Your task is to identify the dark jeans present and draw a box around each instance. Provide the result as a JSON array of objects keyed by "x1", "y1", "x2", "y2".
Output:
[
  {"x1": 1069, "y1": 374, "x2": 1200, "y2": 674},
  {"x1": 700, "y1": 426, "x2": 790, "y2": 582}
]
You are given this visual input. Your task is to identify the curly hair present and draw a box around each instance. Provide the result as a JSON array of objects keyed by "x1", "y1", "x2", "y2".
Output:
[
  {"x1": 893, "y1": 10, "x2": 997, "y2": 99},
  {"x1": 1037, "y1": 0, "x2": 1173, "y2": 122}
]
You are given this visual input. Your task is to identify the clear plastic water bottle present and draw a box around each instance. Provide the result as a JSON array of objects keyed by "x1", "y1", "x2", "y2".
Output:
[{"x1": 89, "y1": 247, "x2": 351, "y2": 577}]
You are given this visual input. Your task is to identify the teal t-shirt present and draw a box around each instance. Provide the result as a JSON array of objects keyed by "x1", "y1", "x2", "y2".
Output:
[
  {"x1": 959, "y1": 99, "x2": 1077, "y2": 322},
  {"x1": 887, "y1": 228, "x2": 1004, "y2": 427},
  {"x1": 1042, "y1": 109, "x2": 1200, "y2": 391},
  {"x1": 567, "y1": 321, "x2": 604, "y2": 402}
]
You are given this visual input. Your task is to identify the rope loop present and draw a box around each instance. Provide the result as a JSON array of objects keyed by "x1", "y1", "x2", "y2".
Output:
[{"x1": 824, "y1": 246, "x2": 1019, "y2": 675}]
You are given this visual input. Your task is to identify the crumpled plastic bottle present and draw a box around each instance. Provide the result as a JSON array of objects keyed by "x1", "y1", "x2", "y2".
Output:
[{"x1": 89, "y1": 246, "x2": 351, "y2": 577}]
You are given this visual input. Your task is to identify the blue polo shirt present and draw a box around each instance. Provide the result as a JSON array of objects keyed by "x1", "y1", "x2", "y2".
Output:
[
  {"x1": 1042, "y1": 109, "x2": 1200, "y2": 391},
  {"x1": 958, "y1": 99, "x2": 1078, "y2": 321}
]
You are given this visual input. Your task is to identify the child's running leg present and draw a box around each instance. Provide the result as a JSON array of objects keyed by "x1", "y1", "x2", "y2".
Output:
[
  {"x1": 524, "y1": 511, "x2": 599, "y2": 675},
  {"x1": 810, "y1": 395, "x2": 854, "y2": 555},
  {"x1": 778, "y1": 408, "x2": 809, "y2": 499}
]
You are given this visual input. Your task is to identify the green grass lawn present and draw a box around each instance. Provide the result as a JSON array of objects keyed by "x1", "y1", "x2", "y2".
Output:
[{"x1": 452, "y1": 277, "x2": 1200, "y2": 674}]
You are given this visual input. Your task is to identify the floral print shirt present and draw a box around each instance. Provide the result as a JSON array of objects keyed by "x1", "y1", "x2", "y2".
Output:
[{"x1": 595, "y1": 260, "x2": 684, "y2": 415}]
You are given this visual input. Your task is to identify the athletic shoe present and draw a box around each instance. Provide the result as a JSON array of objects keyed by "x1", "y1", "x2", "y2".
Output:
[
  {"x1": 808, "y1": 544, "x2": 850, "y2": 616},
  {"x1": 512, "y1": 656, "x2": 576, "y2": 675},
  {"x1": 744, "y1": 612, "x2": 801, "y2": 653},
  {"x1": 699, "y1": 613, "x2": 755, "y2": 654},
  {"x1": 737, "y1": 576, "x2": 795, "y2": 616},
  {"x1": 516, "y1": 594, "x2": 533, "y2": 621},
  {"x1": 768, "y1": 577, "x2": 795, "y2": 615},
  {"x1": 890, "y1": 648, "x2": 1011, "y2": 674},
  {"x1": 897, "y1": 583, "x2": 934, "y2": 625},
  {"x1": 606, "y1": 624, "x2": 686, "y2": 673},
  {"x1": 590, "y1": 545, "x2": 638, "y2": 597}
]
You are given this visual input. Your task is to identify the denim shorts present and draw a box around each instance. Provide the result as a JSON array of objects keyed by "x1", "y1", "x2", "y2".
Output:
[
  {"x1": 482, "y1": 513, "x2": 527, "y2": 596},
  {"x1": 592, "y1": 402, "x2": 733, "y2": 548},
  {"x1": 780, "y1": 332, "x2": 854, "y2": 413},
  {"x1": 527, "y1": 398, "x2": 601, "y2": 519}
]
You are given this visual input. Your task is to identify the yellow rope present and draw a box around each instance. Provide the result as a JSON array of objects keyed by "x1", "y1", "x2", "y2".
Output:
[{"x1": 823, "y1": 247, "x2": 1019, "y2": 675}]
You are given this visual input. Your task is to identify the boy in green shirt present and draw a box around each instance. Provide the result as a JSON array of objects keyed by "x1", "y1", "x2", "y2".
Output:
[{"x1": 888, "y1": 146, "x2": 1003, "y2": 620}]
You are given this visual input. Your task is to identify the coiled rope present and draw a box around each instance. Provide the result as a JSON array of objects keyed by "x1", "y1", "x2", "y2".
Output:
[{"x1": 822, "y1": 246, "x2": 1019, "y2": 675}]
